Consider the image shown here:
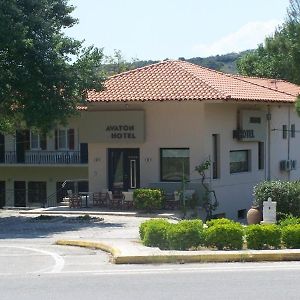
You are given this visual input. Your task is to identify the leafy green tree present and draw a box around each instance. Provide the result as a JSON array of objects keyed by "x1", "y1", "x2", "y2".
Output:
[
  {"x1": 0, "y1": 0, "x2": 105, "y2": 133},
  {"x1": 237, "y1": 0, "x2": 300, "y2": 84}
]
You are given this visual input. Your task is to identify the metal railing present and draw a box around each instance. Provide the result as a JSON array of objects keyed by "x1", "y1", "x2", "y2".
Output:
[{"x1": 0, "y1": 151, "x2": 83, "y2": 165}]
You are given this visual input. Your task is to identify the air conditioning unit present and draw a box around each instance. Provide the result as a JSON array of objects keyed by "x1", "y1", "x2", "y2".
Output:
[
  {"x1": 291, "y1": 160, "x2": 297, "y2": 170},
  {"x1": 280, "y1": 160, "x2": 297, "y2": 171}
]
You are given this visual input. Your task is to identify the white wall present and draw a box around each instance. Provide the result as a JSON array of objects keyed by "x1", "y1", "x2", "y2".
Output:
[
  {"x1": 203, "y1": 103, "x2": 267, "y2": 219},
  {"x1": 88, "y1": 101, "x2": 206, "y2": 192}
]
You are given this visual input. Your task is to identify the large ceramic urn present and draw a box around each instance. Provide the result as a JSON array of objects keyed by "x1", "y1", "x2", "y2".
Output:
[{"x1": 247, "y1": 206, "x2": 262, "y2": 225}]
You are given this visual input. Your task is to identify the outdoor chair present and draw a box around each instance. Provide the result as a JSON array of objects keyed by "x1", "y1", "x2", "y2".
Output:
[
  {"x1": 122, "y1": 191, "x2": 134, "y2": 209},
  {"x1": 69, "y1": 194, "x2": 82, "y2": 208},
  {"x1": 165, "y1": 192, "x2": 180, "y2": 210},
  {"x1": 107, "y1": 190, "x2": 123, "y2": 209},
  {"x1": 92, "y1": 191, "x2": 108, "y2": 207}
]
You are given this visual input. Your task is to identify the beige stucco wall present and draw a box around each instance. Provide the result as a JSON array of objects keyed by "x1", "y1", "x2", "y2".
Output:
[
  {"x1": 86, "y1": 100, "x2": 300, "y2": 219},
  {"x1": 203, "y1": 103, "x2": 267, "y2": 219},
  {"x1": 2, "y1": 99, "x2": 300, "y2": 219},
  {"x1": 87, "y1": 101, "x2": 206, "y2": 192},
  {"x1": 268, "y1": 104, "x2": 300, "y2": 181}
]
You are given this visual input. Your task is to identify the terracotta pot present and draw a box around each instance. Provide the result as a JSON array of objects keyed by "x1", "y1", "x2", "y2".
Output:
[{"x1": 247, "y1": 206, "x2": 262, "y2": 225}]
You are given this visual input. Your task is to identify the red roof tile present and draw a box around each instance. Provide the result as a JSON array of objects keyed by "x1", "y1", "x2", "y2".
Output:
[{"x1": 86, "y1": 60, "x2": 299, "y2": 103}]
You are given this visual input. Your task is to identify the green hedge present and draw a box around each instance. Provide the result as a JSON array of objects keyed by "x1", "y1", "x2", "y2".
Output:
[
  {"x1": 282, "y1": 225, "x2": 300, "y2": 249},
  {"x1": 140, "y1": 218, "x2": 300, "y2": 251},
  {"x1": 245, "y1": 224, "x2": 281, "y2": 250},
  {"x1": 205, "y1": 223, "x2": 244, "y2": 250},
  {"x1": 278, "y1": 216, "x2": 300, "y2": 227},
  {"x1": 133, "y1": 189, "x2": 163, "y2": 212},
  {"x1": 168, "y1": 220, "x2": 204, "y2": 250},
  {"x1": 139, "y1": 218, "x2": 170, "y2": 240},
  {"x1": 206, "y1": 218, "x2": 237, "y2": 228},
  {"x1": 253, "y1": 181, "x2": 300, "y2": 217},
  {"x1": 140, "y1": 219, "x2": 204, "y2": 250},
  {"x1": 140, "y1": 219, "x2": 171, "y2": 250}
]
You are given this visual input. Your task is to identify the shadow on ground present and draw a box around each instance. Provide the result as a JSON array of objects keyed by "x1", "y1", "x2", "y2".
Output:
[{"x1": 0, "y1": 215, "x2": 124, "y2": 239}]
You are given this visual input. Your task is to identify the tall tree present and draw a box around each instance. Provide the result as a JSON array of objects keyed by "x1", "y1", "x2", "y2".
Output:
[
  {"x1": 0, "y1": 0, "x2": 105, "y2": 133},
  {"x1": 237, "y1": 0, "x2": 300, "y2": 84}
]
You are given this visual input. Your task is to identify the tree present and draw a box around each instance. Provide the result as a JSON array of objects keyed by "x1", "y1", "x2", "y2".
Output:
[
  {"x1": 237, "y1": 0, "x2": 300, "y2": 84},
  {"x1": 103, "y1": 49, "x2": 142, "y2": 76},
  {"x1": 0, "y1": 0, "x2": 105, "y2": 133}
]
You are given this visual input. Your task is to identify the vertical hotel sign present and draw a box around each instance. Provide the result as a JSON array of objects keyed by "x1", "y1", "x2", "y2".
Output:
[{"x1": 79, "y1": 111, "x2": 145, "y2": 143}]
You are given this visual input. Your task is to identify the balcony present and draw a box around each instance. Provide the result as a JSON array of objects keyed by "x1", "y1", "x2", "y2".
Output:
[{"x1": 0, "y1": 151, "x2": 87, "y2": 165}]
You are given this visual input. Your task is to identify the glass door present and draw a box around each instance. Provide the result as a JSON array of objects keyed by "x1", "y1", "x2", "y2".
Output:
[{"x1": 108, "y1": 149, "x2": 140, "y2": 192}]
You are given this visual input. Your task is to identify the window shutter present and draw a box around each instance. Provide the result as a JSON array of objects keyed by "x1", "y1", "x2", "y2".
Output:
[
  {"x1": 68, "y1": 129, "x2": 75, "y2": 150},
  {"x1": 40, "y1": 133, "x2": 47, "y2": 150},
  {"x1": 24, "y1": 130, "x2": 30, "y2": 150},
  {"x1": 54, "y1": 130, "x2": 58, "y2": 150}
]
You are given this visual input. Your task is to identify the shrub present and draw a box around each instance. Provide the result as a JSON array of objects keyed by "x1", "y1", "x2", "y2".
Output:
[
  {"x1": 140, "y1": 219, "x2": 171, "y2": 249},
  {"x1": 253, "y1": 180, "x2": 300, "y2": 217},
  {"x1": 245, "y1": 224, "x2": 282, "y2": 250},
  {"x1": 282, "y1": 225, "x2": 300, "y2": 249},
  {"x1": 206, "y1": 218, "x2": 237, "y2": 228},
  {"x1": 205, "y1": 223, "x2": 244, "y2": 250},
  {"x1": 168, "y1": 220, "x2": 204, "y2": 250},
  {"x1": 139, "y1": 218, "x2": 169, "y2": 240},
  {"x1": 133, "y1": 189, "x2": 163, "y2": 212},
  {"x1": 279, "y1": 215, "x2": 300, "y2": 227}
]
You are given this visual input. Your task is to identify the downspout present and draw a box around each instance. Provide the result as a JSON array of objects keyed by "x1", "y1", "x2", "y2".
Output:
[
  {"x1": 287, "y1": 105, "x2": 291, "y2": 181},
  {"x1": 266, "y1": 105, "x2": 271, "y2": 181}
]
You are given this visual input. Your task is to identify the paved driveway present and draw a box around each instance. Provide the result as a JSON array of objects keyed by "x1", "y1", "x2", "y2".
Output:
[{"x1": 0, "y1": 210, "x2": 149, "y2": 275}]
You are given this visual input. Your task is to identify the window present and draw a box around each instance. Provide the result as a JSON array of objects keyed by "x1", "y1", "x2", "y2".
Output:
[
  {"x1": 282, "y1": 125, "x2": 287, "y2": 139},
  {"x1": 28, "y1": 181, "x2": 46, "y2": 204},
  {"x1": 249, "y1": 117, "x2": 261, "y2": 124},
  {"x1": 30, "y1": 131, "x2": 47, "y2": 150},
  {"x1": 230, "y1": 150, "x2": 250, "y2": 173},
  {"x1": 238, "y1": 209, "x2": 247, "y2": 219},
  {"x1": 55, "y1": 128, "x2": 75, "y2": 150},
  {"x1": 258, "y1": 142, "x2": 264, "y2": 170},
  {"x1": 291, "y1": 124, "x2": 296, "y2": 138},
  {"x1": 160, "y1": 148, "x2": 189, "y2": 182},
  {"x1": 30, "y1": 132, "x2": 40, "y2": 149},
  {"x1": 212, "y1": 134, "x2": 220, "y2": 179},
  {"x1": 58, "y1": 129, "x2": 67, "y2": 149}
]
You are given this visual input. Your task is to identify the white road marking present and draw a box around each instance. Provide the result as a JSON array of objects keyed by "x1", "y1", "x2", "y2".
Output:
[
  {"x1": 59, "y1": 263, "x2": 300, "y2": 275},
  {"x1": 0, "y1": 245, "x2": 65, "y2": 274}
]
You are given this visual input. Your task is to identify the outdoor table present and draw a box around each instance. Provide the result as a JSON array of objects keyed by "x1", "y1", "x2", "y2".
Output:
[{"x1": 79, "y1": 192, "x2": 90, "y2": 208}]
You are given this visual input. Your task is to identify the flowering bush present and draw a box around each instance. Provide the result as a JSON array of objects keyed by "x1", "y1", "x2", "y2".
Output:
[{"x1": 253, "y1": 180, "x2": 300, "y2": 217}]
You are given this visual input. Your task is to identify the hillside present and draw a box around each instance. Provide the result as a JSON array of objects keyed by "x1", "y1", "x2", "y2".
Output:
[{"x1": 102, "y1": 50, "x2": 252, "y2": 76}]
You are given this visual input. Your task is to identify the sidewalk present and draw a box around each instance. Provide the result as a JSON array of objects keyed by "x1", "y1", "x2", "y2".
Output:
[
  {"x1": 16, "y1": 208, "x2": 300, "y2": 265},
  {"x1": 18, "y1": 206, "x2": 180, "y2": 219}
]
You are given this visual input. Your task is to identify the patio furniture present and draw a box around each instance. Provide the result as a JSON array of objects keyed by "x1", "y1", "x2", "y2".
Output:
[
  {"x1": 165, "y1": 192, "x2": 180, "y2": 210},
  {"x1": 107, "y1": 191, "x2": 123, "y2": 209},
  {"x1": 122, "y1": 191, "x2": 134, "y2": 209},
  {"x1": 69, "y1": 194, "x2": 82, "y2": 208},
  {"x1": 92, "y1": 191, "x2": 108, "y2": 207},
  {"x1": 79, "y1": 192, "x2": 90, "y2": 208}
]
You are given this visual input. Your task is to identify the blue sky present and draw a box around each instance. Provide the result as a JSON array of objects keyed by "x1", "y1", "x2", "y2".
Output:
[{"x1": 67, "y1": 0, "x2": 290, "y2": 60}]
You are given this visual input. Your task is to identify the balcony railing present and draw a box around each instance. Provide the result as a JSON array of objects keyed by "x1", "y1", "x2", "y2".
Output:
[{"x1": 0, "y1": 151, "x2": 86, "y2": 165}]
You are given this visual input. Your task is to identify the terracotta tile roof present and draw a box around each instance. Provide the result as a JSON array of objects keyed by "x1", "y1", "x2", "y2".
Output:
[
  {"x1": 236, "y1": 76, "x2": 300, "y2": 97},
  {"x1": 76, "y1": 105, "x2": 87, "y2": 110},
  {"x1": 86, "y1": 60, "x2": 299, "y2": 103}
]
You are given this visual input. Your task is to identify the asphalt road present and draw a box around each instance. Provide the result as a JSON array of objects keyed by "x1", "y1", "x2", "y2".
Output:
[
  {"x1": 1, "y1": 260, "x2": 300, "y2": 300},
  {"x1": 1, "y1": 211, "x2": 300, "y2": 299}
]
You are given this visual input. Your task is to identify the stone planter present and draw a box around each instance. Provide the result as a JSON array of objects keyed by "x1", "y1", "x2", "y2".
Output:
[{"x1": 247, "y1": 206, "x2": 262, "y2": 225}]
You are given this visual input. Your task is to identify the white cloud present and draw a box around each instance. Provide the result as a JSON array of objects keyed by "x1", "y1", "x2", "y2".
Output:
[{"x1": 192, "y1": 20, "x2": 282, "y2": 57}]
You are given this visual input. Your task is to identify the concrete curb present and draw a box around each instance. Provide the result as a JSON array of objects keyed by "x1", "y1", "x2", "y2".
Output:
[
  {"x1": 55, "y1": 240, "x2": 121, "y2": 262},
  {"x1": 55, "y1": 239, "x2": 300, "y2": 265},
  {"x1": 19, "y1": 209, "x2": 178, "y2": 219}
]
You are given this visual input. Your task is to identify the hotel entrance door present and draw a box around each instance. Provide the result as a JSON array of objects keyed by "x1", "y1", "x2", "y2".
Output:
[{"x1": 108, "y1": 149, "x2": 140, "y2": 192}]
